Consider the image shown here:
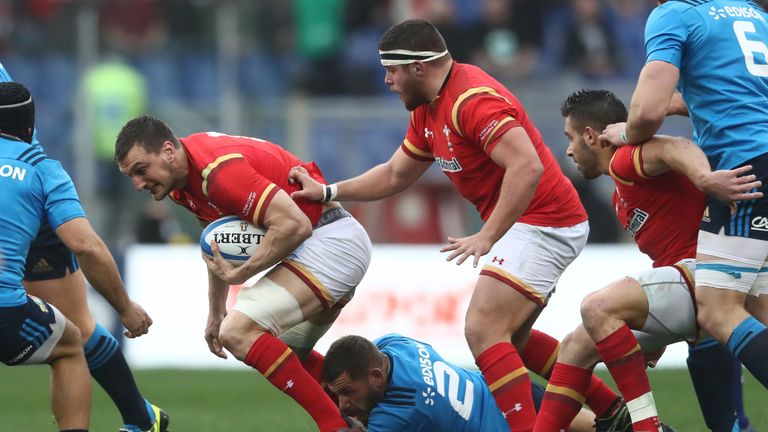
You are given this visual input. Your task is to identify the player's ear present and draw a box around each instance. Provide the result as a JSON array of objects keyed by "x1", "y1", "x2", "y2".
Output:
[
  {"x1": 412, "y1": 61, "x2": 425, "y2": 77},
  {"x1": 583, "y1": 126, "x2": 600, "y2": 147},
  {"x1": 161, "y1": 140, "x2": 176, "y2": 161},
  {"x1": 369, "y1": 367, "x2": 387, "y2": 386}
]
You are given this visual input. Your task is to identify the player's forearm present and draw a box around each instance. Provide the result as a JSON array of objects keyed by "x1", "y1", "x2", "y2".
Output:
[
  {"x1": 239, "y1": 217, "x2": 312, "y2": 277},
  {"x1": 207, "y1": 270, "x2": 229, "y2": 315},
  {"x1": 338, "y1": 163, "x2": 415, "y2": 201},
  {"x1": 660, "y1": 137, "x2": 712, "y2": 188},
  {"x1": 77, "y1": 243, "x2": 131, "y2": 313},
  {"x1": 625, "y1": 106, "x2": 665, "y2": 146},
  {"x1": 481, "y1": 163, "x2": 541, "y2": 244}
]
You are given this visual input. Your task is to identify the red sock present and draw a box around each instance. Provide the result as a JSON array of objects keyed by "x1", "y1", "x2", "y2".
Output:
[
  {"x1": 521, "y1": 329, "x2": 560, "y2": 378},
  {"x1": 301, "y1": 349, "x2": 340, "y2": 406},
  {"x1": 302, "y1": 349, "x2": 325, "y2": 384},
  {"x1": 476, "y1": 342, "x2": 536, "y2": 432},
  {"x1": 521, "y1": 329, "x2": 620, "y2": 416},
  {"x1": 595, "y1": 325, "x2": 661, "y2": 432},
  {"x1": 585, "y1": 376, "x2": 621, "y2": 418},
  {"x1": 533, "y1": 362, "x2": 592, "y2": 432},
  {"x1": 245, "y1": 334, "x2": 347, "y2": 432}
]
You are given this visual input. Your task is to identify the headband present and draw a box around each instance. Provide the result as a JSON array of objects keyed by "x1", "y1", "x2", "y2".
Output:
[
  {"x1": 0, "y1": 96, "x2": 32, "y2": 109},
  {"x1": 379, "y1": 49, "x2": 449, "y2": 66}
]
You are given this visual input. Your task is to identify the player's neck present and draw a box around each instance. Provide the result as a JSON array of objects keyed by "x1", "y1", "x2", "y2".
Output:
[
  {"x1": 599, "y1": 147, "x2": 617, "y2": 174},
  {"x1": 175, "y1": 144, "x2": 190, "y2": 187},
  {"x1": 427, "y1": 62, "x2": 453, "y2": 105}
]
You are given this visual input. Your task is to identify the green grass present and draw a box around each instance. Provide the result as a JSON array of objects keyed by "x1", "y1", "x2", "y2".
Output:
[{"x1": 1, "y1": 367, "x2": 765, "y2": 431}]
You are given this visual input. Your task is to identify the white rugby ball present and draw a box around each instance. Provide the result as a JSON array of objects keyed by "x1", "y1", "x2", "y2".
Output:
[{"x1": 200, "y1": 216, "x2": 266, "y2": 265}]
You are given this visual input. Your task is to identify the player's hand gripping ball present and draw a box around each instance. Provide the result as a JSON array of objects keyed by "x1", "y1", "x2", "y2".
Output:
[{"x1": 200, "y1": 215, "x2": 266, "y2": 266}]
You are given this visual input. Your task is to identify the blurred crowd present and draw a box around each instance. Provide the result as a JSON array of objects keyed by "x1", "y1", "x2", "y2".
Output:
[
  {"x1": 0, "y1": 0, "x2": 666, "y2": 247},
  {"x1": 3, "y1": 0, "x2": 656, "y2": 93}
]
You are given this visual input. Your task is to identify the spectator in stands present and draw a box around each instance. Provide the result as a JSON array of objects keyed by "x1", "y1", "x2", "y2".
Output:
[{"x1": 561, "y1": 0, "x2": 621, "y2": 79}]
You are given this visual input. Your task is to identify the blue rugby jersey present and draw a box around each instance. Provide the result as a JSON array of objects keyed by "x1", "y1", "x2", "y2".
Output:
[
  {"x1": 645, "y1": 0, "x2": 768, "y2": 169},
  {"x1": 0, "y1": 136, "x2": 84, "y2": 306},
  {"x1": 369, "y1": 334, "x2": 507, "y2": 432}
]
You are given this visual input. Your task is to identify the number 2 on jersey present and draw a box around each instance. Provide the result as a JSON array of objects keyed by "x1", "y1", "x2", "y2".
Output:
[
  {"x1": 433, "y1": 361, "x2": 475, "y2": 420},
  {"x1": 733, "y1": 20, "x2": 768, "y2": 77}
]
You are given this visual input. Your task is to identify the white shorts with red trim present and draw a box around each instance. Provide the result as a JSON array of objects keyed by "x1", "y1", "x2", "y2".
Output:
[
  {"x1": 629, "y1": 259, "x2": 699, "y2": 352},
  {"x1": 480, "y1": 221, "x2": 589, "y2": 305},
  {"x1": 282, "y1": 214, "x2": 372, "y2": 309}
]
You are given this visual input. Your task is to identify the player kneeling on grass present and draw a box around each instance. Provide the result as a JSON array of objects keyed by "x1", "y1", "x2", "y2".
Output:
[
  {"x1": 532, "y1": 90, "x2": 761, "y2": 432},
  {"x1": 115, "y1": 116, "x2": 372, "y2": 432},
  {"x1": 324, "y1": 334, "x2": 603, "y2": 432}
]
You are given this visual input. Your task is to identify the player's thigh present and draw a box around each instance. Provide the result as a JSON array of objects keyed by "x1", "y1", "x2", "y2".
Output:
[
  {"x1": 0, "y1": 295, "x2": 75, "y2": 366},
  {"x1": 468, "y1": 221, "x2": 588, "y2": 330},
  {"x1": 230, "y1": 212, "x2": 370, "y2": 343},
  {"x1": 23, "y1": 236, "x2": 94, "y2": 336},
  {"x1": 279, "y1": 213, "x2": 371, "y2": 312},
  {"x1": 580, "y1": 276, "x2": 649, "y2": 330},
  {"x1": 24, "y1": 271, "x2": 94, "y2": 337},
  {"x1": 631, "y1": 259, "x2": 697, "y2": 341},
  {"x1": 280, "y1": 305, "x2": 343, "y2": 359},
  {"x1": 697, "y1": 204, "x2": 768, "y2": 296}
]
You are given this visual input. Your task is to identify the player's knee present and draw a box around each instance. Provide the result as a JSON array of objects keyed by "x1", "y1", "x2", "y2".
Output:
[
  {"x1": 580, "y1": 291, "x2": 611, "y2": 328},
  {"x1": 219, "y1": 321, "x2": 267, "y2": 361},
  {"x1": 53, "y1": 320, "x2": 86, "y2": 360}
]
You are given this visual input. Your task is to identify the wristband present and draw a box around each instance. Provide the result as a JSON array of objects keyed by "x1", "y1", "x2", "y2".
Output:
[
  {"x1": 321, "y1": 183, "x2": 338, "y2": 203},
  {"x1": 620, "y1": 131, "x2": 629, "y2": 145}
]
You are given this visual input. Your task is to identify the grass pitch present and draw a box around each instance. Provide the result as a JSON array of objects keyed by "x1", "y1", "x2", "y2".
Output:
[{"x1": 1, "y1": 367, "x2": 765, "y2": 431}]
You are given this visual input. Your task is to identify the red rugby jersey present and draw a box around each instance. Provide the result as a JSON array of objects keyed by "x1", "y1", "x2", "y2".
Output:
[
  {"x1": 169, "y1": 132, "x2": 326, "y2": 226},
  {"x1": 609, "y1": 145, "x2": 705, "y2": 267},
  {"x1": 401, "y1": 61, "x2": 586, "y2": 227}
]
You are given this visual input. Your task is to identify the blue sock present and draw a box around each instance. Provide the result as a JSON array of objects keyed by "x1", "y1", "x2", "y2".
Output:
[
  {"x1": 687, "y1": 337, "x2": 737, "y2": 432},
  {"x1": 727, "y1": 317, "x2": 768, "y2": 388},
  {"x1": 730, "y1": 360, "x2": 751, "y2": 430},
  {"x1": 84, "y1": 324, "x2": 151, "y2": 430}
]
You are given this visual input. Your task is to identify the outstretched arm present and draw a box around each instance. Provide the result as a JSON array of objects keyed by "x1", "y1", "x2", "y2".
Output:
[
  {"x1": 290, "y1": 147, "x2": 432, "y2": 202},
  {"x1": 55, "y1": 217, "x2": 152, "y2": 338},
  {"x1": 639, "y1": 136, "x2": 762, "y2": 202}
]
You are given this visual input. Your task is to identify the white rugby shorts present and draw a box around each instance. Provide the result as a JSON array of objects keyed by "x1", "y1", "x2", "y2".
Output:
[
  {"x1": 233, "y1": 213, "x2": 372, "y2": 337},
  {"x1": 479, "y1": 221, "x2": 589, "y2": 305},
  {"x1": 696, "y1": 230, "x2": 768, "y2": 296},
  {"x1": 629, "y1": 259, "x2": 699, "y2": 353}
]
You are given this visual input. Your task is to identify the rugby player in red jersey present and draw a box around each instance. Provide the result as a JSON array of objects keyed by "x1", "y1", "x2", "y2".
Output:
[
  {"x1": 533, "y1": 89, "x2": 761, "y2": 432},
  {"x1": 290, "y1": 19, "x2": 627, "y2": 431},
  {"x1": 115, "y1": 117, "x2": 372, "y2": 432}
]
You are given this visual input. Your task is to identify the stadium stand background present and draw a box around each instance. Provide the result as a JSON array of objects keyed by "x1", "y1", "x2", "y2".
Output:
[{"x1": 2, "y1": 0, "x2": 695, "y2": 249}]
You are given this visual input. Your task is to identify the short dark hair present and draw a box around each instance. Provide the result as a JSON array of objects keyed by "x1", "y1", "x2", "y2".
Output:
[
  {"x1": 114, "y1": 115, "x2": 179, "y2": 163},
  {"x1": 379, "y1": 19, "x2": 449, "y2": 64},
  {"x1": 322, "y1": 335, "x2": 382, "y2": 383},
  {"x1": 560, "y1": 89, "x2": 628, "y2": 132},
  {"x1": 0, "y1": 82, "x2": 35, "y2": 143}
]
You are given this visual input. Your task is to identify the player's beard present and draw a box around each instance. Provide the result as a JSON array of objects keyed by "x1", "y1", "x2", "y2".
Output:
[{"x1": 400, "y1": 78, "x2": 431, "y2": 111}]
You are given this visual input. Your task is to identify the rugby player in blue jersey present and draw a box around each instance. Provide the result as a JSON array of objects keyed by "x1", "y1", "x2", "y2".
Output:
[
  {"x1": 0, "y1": 65, "x2": 167, "y2": 432},
  {"x1": 0, "y1": 81, "x2": 95, "y2": 431},
  {"x1": 323, "y1": 334, "x2": 598, "y2": 432},
  {"x1": 600, "y1": 0, "x2": 768, "y2": 397}
]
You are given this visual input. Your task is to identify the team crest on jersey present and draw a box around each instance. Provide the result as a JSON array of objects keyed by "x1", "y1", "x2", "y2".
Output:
[
  {"x1": 627, "y1": 208, "x2": 649, "y2": 237},
  {"x1": 442, "y1": 124, "x2": 454, "y2": 152}
]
